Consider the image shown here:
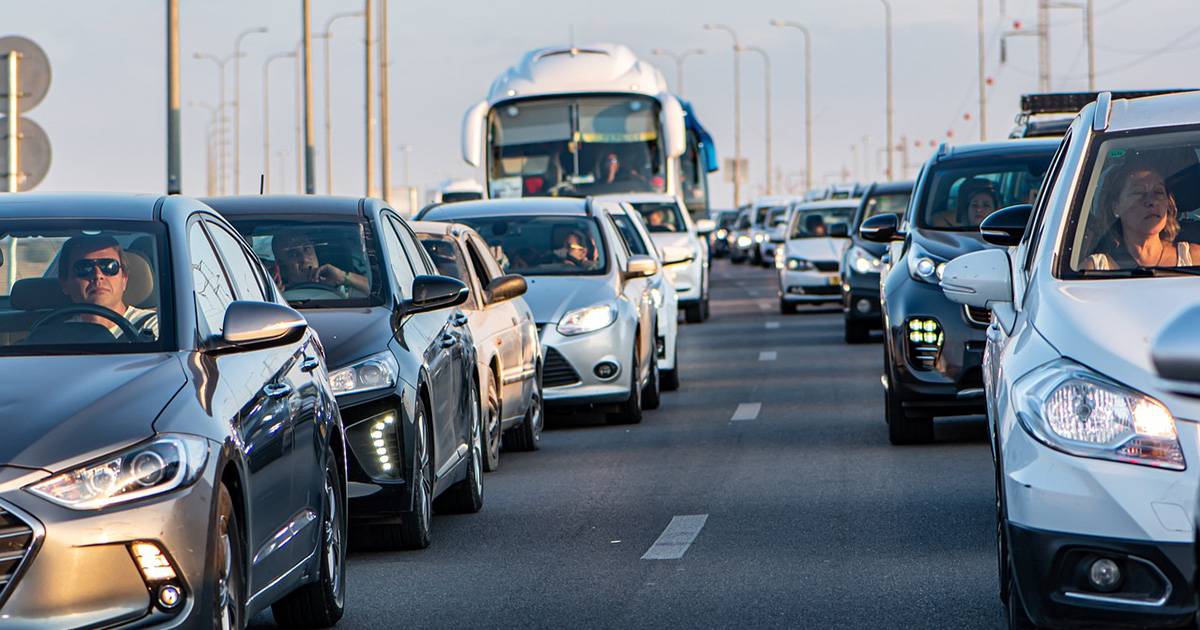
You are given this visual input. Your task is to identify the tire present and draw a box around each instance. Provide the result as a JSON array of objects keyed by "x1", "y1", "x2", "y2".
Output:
[
  {"x1": 400, "y1": 401, "x2": 434, "y2": 548},
  {"x1": 780, "y1": 299, "x2": 798, "y2": 315},
  {"x1": 660, "y1": 348, "x2": 680, "y2": 393},
  {"x1": 437, "y1": 380, "x2": 484, "y2": 514},
  {"x1": 684, "y1": 302, "x2": 703, "y2": 323},
  {"x1": 1006, "y1": 563, "x2": 1037, "y2": 629},
  {"x1": 505, "y1": 369, "x2": 542, "y2": 452},
  {"x1": 752, "y1": 248, "x2": 763, "y2": 266},
  {"x1": 272, "y1": 448, "x2": 347, "y2": 628},
  {"x1": 700, "y1": 291, "x2": 711, "y2": 322},
  {"x1": 641, "y1": 349, "x2": 661, "y2": 411},
  {"x1": 210, "y1": 483, "x2": 244, "y2": 630},
  {"x1": 885, "y1": 355, "x2": 934, "y2": 445},
  {"x1": 607, "y1": 346, "x2": 643, "y2": 424},
  {"x1": 844, "y1": 318, "x2": 870, "y2": 344},
  {"x1": 482, "y1": 367, "x2": 501, "y2": 472}
]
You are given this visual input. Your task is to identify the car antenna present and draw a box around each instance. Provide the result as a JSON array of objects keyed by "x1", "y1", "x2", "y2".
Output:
[{"x1": 259, "y1": 174, "x2": 265, "y2": 195}]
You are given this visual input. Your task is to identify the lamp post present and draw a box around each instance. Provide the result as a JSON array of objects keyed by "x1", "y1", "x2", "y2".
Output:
[
  {"x1": 232, "y1": 26, "x2": 267, "y2": 193},
  {"x1": 879, "y1": 0, "x2": 894, "y2": 181},
  {"x1": 262, "y1": 51, "x2": 296, "y2": 194},
  {"x1": 190, "y1": 101, "x2": 219, "y2": 195},
  {"x1": 316, "y1": 10, "x2": 364, "y2": 195},
  {"x1": 378, "y1": 0, "x2": 392, "y2": 203},
  {"x1": 364, "y1": 0, "x2": 376, "y2": 197},
  {"x1": 194, "y1": 52, "x2": 238, "y2": 193},
  {"x1": 302, "y1": 0, "x2": 316, "y2": 194},
  {"x1": 649, "y1": 47, "x2": 705, "y2": 96},
  {"x1": 166, "y1": 0, "x2": 181, "y2": 194},
  {"x1": 770, "y1": 19, "x2": 813, "y2": 191},
  {"x1": 702, "y1": 23, "x2": 742, "y2": 206},
  {"x1": 737, "y1": 45, "x2": 772, "y2": 195}
]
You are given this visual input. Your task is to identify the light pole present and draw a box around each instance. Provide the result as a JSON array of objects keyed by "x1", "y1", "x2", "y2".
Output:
[
  {"x1": 397, "y1": 143, "x2": 413, "y2": 213},
  {"x1": 738, "y1": 45, "x2": 772, "y2": 195},
  {"x1": 194, "y1": 52, "x2": 238, "y2": 193},
  {"x1": 649, "y1": 47, "x2": 705, "y2": 96},
  {"x1": 378, "y1": 0, "x2": 392, "y2": 203},
  {"x1": 316, "y1": 10, "x2": 364, "y2": 195},
  {"x1": 364, "y1": 0, "x2": 376, "y2": 197},
  {"x1": 703, "y1": 23, "x2": 742, "y2": 206},
  {"x1": 879, "y1": 0, "x2": 894, "y2": 181},
  {"x1": 977, "y1": 0, "x2": 987, "y2": 141},
  {"x1": 190, "y1": 101, "x2": 219, "y2": 195},
  {"x1": 262, "y1": 51, "x2": 296, "y2": 194},
  {"x1": 166, "y1": 0, "x2": 181, "y2": 194},
  {"x1": 770, "y1": 19, "x2": 813, "y2": 191},
  {"x1": 302, "y1": 0, "x2": 316, "y2": 194},
  {"x1": 232, "y1": 26, "x2": 267, "y2": 194}
]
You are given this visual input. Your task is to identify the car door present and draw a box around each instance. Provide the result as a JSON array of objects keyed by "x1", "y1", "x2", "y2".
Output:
[
  {"x1": 187, "y1": 218, "x2": 305, "y2": 589},
  {"x1": 599, "y1": 206, "x2": 654, "y2": 379},
  {"x1": 462, "y1": 233, "x2": 525, "y2": 422}
]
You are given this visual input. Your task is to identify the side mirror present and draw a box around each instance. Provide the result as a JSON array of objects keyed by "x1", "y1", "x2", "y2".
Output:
[
  {"x1": 859, "y1": 213, "x2": 903, "y2": 243},
  {"x1": 695, "y1": 219, "x2": 716, "y2": 235},
  {"x1": 980, "y1": 204, "x2": 1033, "y2": 247},
  {"x1": 939, "y1": 249, "x2": 1012, "y2": 308},
  {"x1": 461, "y1": 100, "x2": 488, "y2": 167},
  {"x1": 770, "y1": 225, "x2": 788, "y2": 244},
  {"x1": 1152, "y1": 305, "x2": 1200, "y2": 397},
  {"x1": 219, "y1": 301, "x2": 307, "y2": 349},
  {"x1": 407, "y1": 274, "x2": 469, "y2": 314},
  {"x1": 624, "y1": 255, "x2": 659, "y2": 279},
  {"x1": 485, "y1": 274, "x2": 527, "y2": 303},
  {"x1": 658, "y1": 93, "x2": 687, "y2": 159},
  {"x1": 829, "y1": 224, "x2": 850, "y2": 238}
]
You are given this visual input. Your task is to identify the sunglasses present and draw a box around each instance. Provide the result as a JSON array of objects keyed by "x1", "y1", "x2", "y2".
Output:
[{"x1": 72, "y1": 258, "x2": 122, "y2": 278}]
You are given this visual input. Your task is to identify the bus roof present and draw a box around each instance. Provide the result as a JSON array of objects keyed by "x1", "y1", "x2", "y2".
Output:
[{"x1": 486, "y1": 43, "x2": 670, "y2": 104}]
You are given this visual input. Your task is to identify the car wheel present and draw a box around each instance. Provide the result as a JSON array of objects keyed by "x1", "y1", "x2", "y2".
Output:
[
  {"x1": 437, "y1": 380, "x2": 484, "y2": 514},
  {"x1": 398, "y1": 401, "x2": 434, "y2": 549},
  {"x1": 661, "y1": 342, "x2": 680, "y2": 392},
  {"x1": 700, "y1": 291, "x2": 711, "y2": 322},
  {"x1": 1006, "y1": 560, "x2": 1037, "y2": 629},
  {"x1": 752, "y1": 249, "x2": 763, "y2": 265},
  {"x1": 780, "y1": 298, "x2": 798, "y2": 315},
  {"x1": 684, "y1": 302, "x2": 703, "y2": 323},
  {"x1": 884, "y1": 349, "x2": 934, "y2": 445},
  {"x1": 505, "y1": 368, "x2": 542, "y2": 452},
  {"x1": 607, "y1": 345, "x2": 643, "y2": 424},
  {"x1": 482, "y1": 367, "x2": 502, "y2": 472},
  {"x1": 272, "y1": 448, "x2": 346, "y2": 628},
  {"x1": 844, "y1": 318, "x2": 870, "y2": 344},
  {"x1": 641, "y1": 348, "x2": 661, "y2": 410},
  {"x1": 210, "y1": 483, "x2": 244, "y2": 630}
]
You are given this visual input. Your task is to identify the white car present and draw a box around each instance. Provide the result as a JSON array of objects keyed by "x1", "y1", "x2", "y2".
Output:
[
  {"x1": 595, "y1": 193, "x2": 712, "y2": 323},
  {"x1": 941, "y1": 91, "x2": 1200, "y2": 629},
  {"x1": 774, "y1": 200, "x2": 858, "y2": 314}
]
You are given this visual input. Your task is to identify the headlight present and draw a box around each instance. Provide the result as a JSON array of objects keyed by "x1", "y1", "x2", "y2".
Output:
[
  {"x1": 557, "y1": 304, "x2": 617, "y2": 336},
  {"x1": 27, "y1": 435, "x2": 209, "y2": 510},
  {"x1": 848, "y1": 246, "x2": 883, "y2": 274},
  {"x1": 715, "y1": 228, "x2": 728, "y2": 239},
  {"x1": 786, "y1": 257, "x2": 814, "y2": 271},
  {"x1": 906, "y1": 244, "x2": 948, "y2": 284},
  {"x1": 754, "y1": 233, "x2": 765, "y2": 243},
  {"x1": 329, "y1": 350, "x2": 399, "y2": 397},
  {"x1": 736, "y1": 235, "x2": 752, "y2": 247},
  {"x1": 1014, "y1": 358, "x2": 1184, "y2": 471},
  {"x1": 649, "y1": 287, "x2": 664, "y2": 309}
]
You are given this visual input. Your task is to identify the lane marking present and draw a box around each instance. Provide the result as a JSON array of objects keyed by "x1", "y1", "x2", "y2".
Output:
[
  {"x1": 759, "y1": 351, "x2": 777, "y2": 361},
  {"x1": 641, "y1": 514, "x2": 709, "y2": 560},
  {"x1": 765, "y1": 321, "x2": 780, "y2": 330},
  {"x1": 747, "y1": 289, "x2": 760, "y2": 296},
  {"x1": 731, "y1": 402, "x2": 761, "y2": 421},
  {"x1": 757, "y1": 301, "x2": 772, "y2": 311}
]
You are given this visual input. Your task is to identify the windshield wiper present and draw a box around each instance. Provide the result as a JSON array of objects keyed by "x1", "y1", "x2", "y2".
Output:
[{"x1": 1141, "y1": 265, "x2": 1200, "y2": 277}]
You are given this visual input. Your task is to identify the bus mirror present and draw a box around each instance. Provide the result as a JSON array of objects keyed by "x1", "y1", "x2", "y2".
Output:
[
  {"x1": 461, "y1": 100, "x2": 488, "y2": 167},
  {"x1": 658, "y1": 93, "x2": 687, "y2": 159}
]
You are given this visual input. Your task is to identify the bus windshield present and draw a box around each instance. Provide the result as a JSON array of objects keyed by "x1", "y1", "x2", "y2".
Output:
[{"x1": 487, "y1": 95, "x2": 666, "y2": 199}]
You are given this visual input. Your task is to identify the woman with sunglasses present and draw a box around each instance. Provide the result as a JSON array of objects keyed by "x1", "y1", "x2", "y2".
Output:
[{"x1": 57, "y1": 235, "x2": 158, "y2": 339}]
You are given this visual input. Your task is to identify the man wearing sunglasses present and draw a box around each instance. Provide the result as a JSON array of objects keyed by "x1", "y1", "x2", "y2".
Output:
[{"x1": 57, "y1": 235, "x2": 158, "y2": 339}]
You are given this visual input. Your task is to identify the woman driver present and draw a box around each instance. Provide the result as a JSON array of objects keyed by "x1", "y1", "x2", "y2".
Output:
[{"x1": 1083, "y1": 163, "x2": 1200, "y2": 270}]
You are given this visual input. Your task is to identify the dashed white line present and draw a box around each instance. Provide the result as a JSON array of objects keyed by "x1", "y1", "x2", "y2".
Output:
[
  {"x1": 765, "y1": 321, "x2": 780, "y2": 330},
  {"x1": 731, "y1": 402, "x2": 762, "y2": 421},
  {"x1": 759, "y1": 351, "x2": 777, "y2": 361},
  {"x1": 641, "y1": 514, "x2": 709, "y2": 560},
  {"x1": 757, "y1": 301, "x2": 772, "y2": 311}
]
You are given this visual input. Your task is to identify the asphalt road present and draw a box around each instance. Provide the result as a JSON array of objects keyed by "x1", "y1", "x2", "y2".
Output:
[{"x1": 253, "y1": 259, "x2": 1002, "y2": 629}]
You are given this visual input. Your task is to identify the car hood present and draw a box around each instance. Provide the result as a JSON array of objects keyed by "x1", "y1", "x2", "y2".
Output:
[
  {"x1": 522, "y1": 275, "x2": 619, "y2": 324},
  {"x1": 650, "y1": 232, "x2": 693, "y2": 251},
  {"x1": 911, "y1": 228, "x2": 990, "y2": 261},
  {"x1": 300, "y1": 306, "x2": 394, "y2": 370},
  {"x1": 0, "y1": 353, "x2": 187, "y2": 470},
  {"x1": 784, "y1": 237, "x2": 849, "y2": 261}
]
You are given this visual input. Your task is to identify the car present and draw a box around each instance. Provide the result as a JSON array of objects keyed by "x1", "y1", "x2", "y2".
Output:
[
  {"x1": 861, "y1": 138, "x2": 1058, "y2": 444},
  {"x1": 839, "y1": 180, "x2": 914, "y2": 342},
  {"x1": 1008, "y1": 90, "x2": 1190, "y2": 139},
  {"x1": 413, "y1": 220, "x2": 545, "y2": 470},
  {"x1": 772, "y1": 199, "x2": 858, "y2": 314},
  {"x1": 709, "y1": 209, "x2": 738, "y2": 258},
  {"x1": 759, "y1": 203, "x2": 794, "y2": 268},
  {"x1": 417, "y1": 198, "x2": 661, "y2": 424},
  {"x1": 208, "y1": 195, "x2": 483, "y2": 551},
  {"x1": 0, "y1": 193, "x2": 347, "y2": 628},
  {"x1": 596, "y1": 193, "x2": 711, "y2": 322},
  {"x1": 729, "y1": 206, "x2": 754, "y2": 264},
  {"x1": 943, "y1": 91, "x2": 1200, "y2": 630},
  {"x1": 748, "y1": 195, "x2": 795, "y2": 265}
]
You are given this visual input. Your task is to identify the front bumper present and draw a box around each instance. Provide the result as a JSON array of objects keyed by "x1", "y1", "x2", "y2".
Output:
[
  {"x1": 336, "y1": 391, "x2": 415, "y2": 521},
  {"x1": 779, "y1": 268, "x2": 842, "y2": 302},
  {"x1": 842, "y1": 269, "x2": 883, "y2": 324},
  {"x1": 539, "y1": 321, "x2": 635, "y2": 406}
]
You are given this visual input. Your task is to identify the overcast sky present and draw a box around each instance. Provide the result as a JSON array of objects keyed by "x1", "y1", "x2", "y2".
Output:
[{"x1": 4, "y1": 0, "x2": 1197, "y2": 208}]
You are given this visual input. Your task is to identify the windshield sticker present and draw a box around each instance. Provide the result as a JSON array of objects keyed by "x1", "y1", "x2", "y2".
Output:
[
  {"x1": 579, "y1": 131, "x2": 658, "y2": 143},
  {"x1": 1109, "y1": 149, "x2": 1126, "y2": 158}
]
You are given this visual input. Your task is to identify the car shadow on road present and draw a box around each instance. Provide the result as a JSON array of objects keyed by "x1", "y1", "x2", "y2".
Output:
[{"x1": 932, "y1": 415, "x2": 990, "y2": 443}]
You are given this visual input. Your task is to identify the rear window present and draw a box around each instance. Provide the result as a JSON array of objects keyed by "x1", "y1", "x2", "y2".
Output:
[{"x1": 632, "y1": 201, "x2": 685, "y2": 233}]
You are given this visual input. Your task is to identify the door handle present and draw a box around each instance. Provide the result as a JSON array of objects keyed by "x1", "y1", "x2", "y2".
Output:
[
  {"x1": 451, "y1": 312, "x2": 469, "y2": 327},
  {"x1": 300, "y1": 356, "x2": 320, "y2": 373},
  {"x1": 440, "y1": 333, "x2": 458, "y2": 348},
  {"x1": 263, "y1": 382, "x2": 293, "y2": 399}
]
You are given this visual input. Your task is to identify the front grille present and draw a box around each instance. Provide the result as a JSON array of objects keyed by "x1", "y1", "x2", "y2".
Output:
[
  {"x1": 543, "y1": 347, "x2": 581, "y2": 387},
  {"x1": 964, "y1": 305, "x2": 991, "y2": 326},
  {"x1": 812, "y1": 260, "x2": 839, "y2": 272},
  {"x1": 789, "y1": 284, "x2": 840, "y2": 296},
  {"x1": 0, "y1": 504, "x2": 35, "y2": 610}
]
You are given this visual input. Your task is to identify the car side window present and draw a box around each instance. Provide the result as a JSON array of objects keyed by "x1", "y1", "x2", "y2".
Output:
[
  {"x1": 205, "y1": 220, "x2": 268, "y2": 301},
  {"x1": 468, "y1": 233, "x2": 505, "y2": 280},
  {"x1": 377, "y1": 216, "x2": 416, "y2": 299},
  {"x1": 462, "y1": 237, "x2": 496, "y2": 286},
  {"x1": 188, "y1": 221, "x2": 236, "y2": 336},
  {"x1": 390, "y1": 216, "x2": 434, "y2": 275},
  {"x1": 1023, "y1": 130, "x2": 1073, "y2": 277}
]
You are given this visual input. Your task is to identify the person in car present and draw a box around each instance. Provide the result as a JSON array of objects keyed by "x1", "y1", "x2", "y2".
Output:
[
  {"x1": 596, "y1": 152, "x2": 646, "y2": 186},
  {"x1": 804, "y1": 214, "x2": 827, "y2": 237},
  {"x1": 963, "y1": 184, "x2": 1000, "y2": 225},
  {"x1": 271, "y1": 230, "x2": 370, "y2": 294},
  {"x1": 58, "y1": 235, "x2": 158, "y2": 339},
  {"x1": 1083, "y1": 163, "x2": 1200, "y2": 270},
  {"x1": 551, "y1": 227, "x2": 599, "y2": 270}
]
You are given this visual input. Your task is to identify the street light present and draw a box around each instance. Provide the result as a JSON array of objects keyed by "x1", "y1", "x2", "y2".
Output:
[
  {"x1": 770, "y1": 19, "x2": 814, "y2": 191},
  {"x1": 232, "y1": 26, "x2": 268, "y2": 194},
  {"x1": 737, "y1": 45, "x2": 772, "y2": 195},
  {"x1": 262, "y1": 51, "x2": 296, "y2": 194},
  {"x1": 315, "y1": 10, "x2": 364, "y2": 195},
  {"x1": 189, "y1": 101, "x2": 220, "y2": 195},
  {"x1": 649, "y1": 47, "x2": 704, "y2": 96},
  {"x1": 194, "y1": 51, "x2": 240, "y2": 193},
  {"x1": 878, "y1": 0, "x2": 895, "y2": 181},
  {"x1": 702, "y1": 23, "x2": 742, "y2": 206}
]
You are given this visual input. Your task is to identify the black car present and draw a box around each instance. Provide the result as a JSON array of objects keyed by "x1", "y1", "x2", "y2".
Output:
[
  {"x1": 207, "y1": 196, "x2": 483, "y2": 550},
  {"x1": 861, "y1": 139, "x2": 1058, "y2": 444},
  {"x1": 839, "y1": 180, "x2": 913, "y2": 342},
  {"x1": 709, "y1": 210, "x2": 738, "y2": 258}
]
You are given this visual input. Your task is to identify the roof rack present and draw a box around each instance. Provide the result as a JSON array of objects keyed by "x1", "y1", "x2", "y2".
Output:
[{"x1": 1019, "y1": 89, "x2": 1195, "y2": 117}]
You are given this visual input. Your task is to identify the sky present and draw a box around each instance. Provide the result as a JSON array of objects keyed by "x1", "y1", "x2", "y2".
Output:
[{"x1": 3, "y1": 0, "x2": 1198, "y2": 210}]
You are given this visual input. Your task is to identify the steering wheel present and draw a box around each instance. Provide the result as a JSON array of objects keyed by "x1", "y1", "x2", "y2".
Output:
[
  {"x1": 285, "y1": 281, "x2": 342, "y2": 294},
  {"x1": 30, "y1": 304, "x2": 142, "y2": 342}
]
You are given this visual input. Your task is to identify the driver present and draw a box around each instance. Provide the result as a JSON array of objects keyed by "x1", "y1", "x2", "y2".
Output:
[
  {"x1": 58, "y1": 235, "x2": 158, "y2": 339},
  {"x1": 271, "y1": 230, "x2": 369, "y2": 295},
  {"x1": 551, "y1": 227, "x2": 598, "y2": 269},
  {"x1": 804, "y1": 214, "x2": 827, "y2": 237}
]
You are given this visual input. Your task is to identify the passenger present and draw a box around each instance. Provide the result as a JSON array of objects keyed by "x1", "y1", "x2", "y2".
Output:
[
  {"x1": 596, "y1": 151, "x2": 646, "y2": 186},
  {"x1": 271, "y1": 230, "x2": 370, "y2": 294},
  {"x1": 1084, "y1": 164, "x2": 1200, "y2": 270},
  {"x1": 551, "y1": 228, "x2": 598, "y2": 269},
  {"x1": 57, "y1": 235, "x2": 158, "y2": 339},
  {"x1": 804, "y1": 214, "x2": 827, "y2": 237},
  {"x1": 645, "y1": 208, "x2": 669, "y2": 229},
  {"x1": 959, "y1": 180, "x2": 1000, "y2": 225}
]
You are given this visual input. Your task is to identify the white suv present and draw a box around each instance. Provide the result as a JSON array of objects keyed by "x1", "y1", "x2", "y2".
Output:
[{"x1": 941, "y1": 91, "x2": 1200, "y2": 629}]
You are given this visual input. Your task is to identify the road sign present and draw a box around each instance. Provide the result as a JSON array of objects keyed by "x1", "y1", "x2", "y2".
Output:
[
  {"x1": 0, "y1": 117, "x2": 51, "y2": 190},
  {"x1": 0, "y1": 36, "x2": 50, "y2": 111}
]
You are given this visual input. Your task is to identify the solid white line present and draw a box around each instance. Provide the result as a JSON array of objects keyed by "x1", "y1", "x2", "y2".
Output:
[
  {"x1": 731, "y1": 402, "x2": 761, "y2": 421},
  {"x1": 765, "y1": 321, "x2": 780, "y2": 330},
  {"x1": 641, "y1": 514, "x2": 709, "y2": 560},
  {"x1": 759, "y1": 351, "x2": 777, "y2": 361}
]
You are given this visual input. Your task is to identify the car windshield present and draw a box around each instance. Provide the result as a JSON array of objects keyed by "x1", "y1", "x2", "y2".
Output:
[
  {"x1": 0, "y1": 221, "x2": 170, "y2": 356},
  {"x1": 768, "y1": 207, "x2": 790, "y2": 228},
  {"x1": 789, "y1": 206, "x2": 856, "y2": 239},
  {"x1": 918, "y1": 156, "x2": 1051, "y2": 230},
  {"x1": 487, "y1": 95, "x2": 666, "y2": 198},
  {"x1": 735, "y1": 212, "x2": 751, "y2": 229},
  {"x1": 632, "y1": 201, "x2": 685, "y2": 233},
  {"x1": 861, "y1": 191, "x2": 912, "y2": 223},
  {"x1": 454, "y1": 215, "x2": 608, "y2": 276},
  {"x1": 754, "y1": 206, "x2": 778, "y2": 227},
  {"x1": 416, "y1": 234, "x2": 469, "y2": 281},
  {"x1": 1063, "y1": 129, "x2": 1200, "y2": 276},
  {"x1": 227, "y1": 218, "x2": 384, "y2": 308}
]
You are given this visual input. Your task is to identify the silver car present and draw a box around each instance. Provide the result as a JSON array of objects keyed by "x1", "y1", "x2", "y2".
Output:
[{"x1": 417, "y1": 198, "x2": 661, "y2": 424}]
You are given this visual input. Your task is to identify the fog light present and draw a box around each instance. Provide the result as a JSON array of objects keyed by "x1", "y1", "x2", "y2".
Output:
[
  {"x1": 594, "y1": 361, "x2": 619, "y2": 380},
  {"x1": 855, "y1": 299, "x2": 871, "y2": 314},
  {"x1": 158, "y1": 584, "x2": 183, "y2": 609},
  {"x1": 130, "y1": 541, "x2": 177, "y2": 582},
  {"x1": 1088, "y1": 558, "x2": 1122, "y2": 592}
]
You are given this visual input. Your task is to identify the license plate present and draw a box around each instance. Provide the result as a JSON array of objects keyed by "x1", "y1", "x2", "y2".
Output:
[{"x1": 827, "y1": 275, "x2": 840, "y2": 285}]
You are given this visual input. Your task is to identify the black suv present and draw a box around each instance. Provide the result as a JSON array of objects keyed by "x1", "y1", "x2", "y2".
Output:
[
  {"x1": 839, "y1": 180, "x2": 912, "y2": 342},
  {"x1": 861, "y1": 139, "x2": 1058, "y2": 444}
]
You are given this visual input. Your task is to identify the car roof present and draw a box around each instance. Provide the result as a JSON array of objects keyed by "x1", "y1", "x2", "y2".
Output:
[
  {"x1": 418, "y1": 197, "x2": 588, "y2": 221},
  {"x1": 1105, "y1": 89, "x2": 1200, "y2": 133},
  {"x1": 935, "y1": 138, "x2": 1061, "y2": 163},
  {"x1": 591, "y1": 193, "x2": 677, "y2": 204},
  {"x1": 0, "y1": 192, "x2": 165, "y2": 220},
  {"x1": 791, "y1": 199, "x2": 862, "y2": 211},
  {"x1": 200, "y1": 195, "x2": 367, "y2": 216},
  {"x1": 864, "y1": 180, "x2": 914, "y2": 195}
]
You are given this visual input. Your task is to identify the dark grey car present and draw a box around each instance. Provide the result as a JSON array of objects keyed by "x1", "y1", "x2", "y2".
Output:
[{"x1": 0, "y1": 194, "x2": 347, "y2": 628}]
